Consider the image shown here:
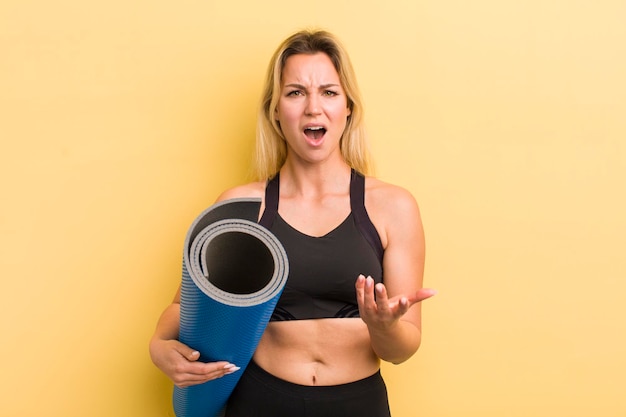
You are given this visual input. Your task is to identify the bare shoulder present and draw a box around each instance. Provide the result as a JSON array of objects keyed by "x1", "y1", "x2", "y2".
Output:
[
  {"x1": 215, "y1": 181, "x2": 266, "y2": 203},
  {"x1": 364, "y1": 176, "x2": 421, "y2": 218},
  {"x1": 364, "y1": 176, "x2": 423, "y2": 247}
]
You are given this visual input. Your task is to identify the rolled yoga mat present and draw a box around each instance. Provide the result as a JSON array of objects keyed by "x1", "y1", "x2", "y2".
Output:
[{"x1": 173, "y1": 198, "x2": 289, "y2": 417}]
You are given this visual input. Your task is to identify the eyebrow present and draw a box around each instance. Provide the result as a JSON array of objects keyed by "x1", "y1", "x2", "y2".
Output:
[{"x1": 284, "y1": 83, "x2": 341, "y2": 90}]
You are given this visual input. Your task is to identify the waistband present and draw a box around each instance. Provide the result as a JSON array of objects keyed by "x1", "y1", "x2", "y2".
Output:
[{"x1": 242, "y1": 360, "x2": 385, "y2": 400}]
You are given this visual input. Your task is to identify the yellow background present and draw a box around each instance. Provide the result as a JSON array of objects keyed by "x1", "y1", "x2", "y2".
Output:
[{"x1": 1, "y1": 0, "x2": 625, "y2": 416}]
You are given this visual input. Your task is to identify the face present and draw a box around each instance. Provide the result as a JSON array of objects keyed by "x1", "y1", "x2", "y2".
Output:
[{"x1": 275, "y1": 53, "x2": 351, "y2": 165}]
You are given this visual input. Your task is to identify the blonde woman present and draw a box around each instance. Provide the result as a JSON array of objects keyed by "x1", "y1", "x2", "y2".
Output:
[{"x1": 150, "y1": 29, "x2": 436, "y2": 417}]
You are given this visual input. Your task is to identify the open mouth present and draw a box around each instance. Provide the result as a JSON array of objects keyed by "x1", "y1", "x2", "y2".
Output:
[{"x1": 304, "y1": 126, "x2": 326, "y2": 140}]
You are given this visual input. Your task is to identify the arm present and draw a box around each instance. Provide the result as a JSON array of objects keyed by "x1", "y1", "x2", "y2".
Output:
[
  {"x1": 149, "y1": 287, "x2": 238, "y2": 387},
  {"x1": 356, "y1": 181, "x2": 436, "y2": 364},
  {"x1": 149, "y1": 182, "x2": 266, "y2": 386}
]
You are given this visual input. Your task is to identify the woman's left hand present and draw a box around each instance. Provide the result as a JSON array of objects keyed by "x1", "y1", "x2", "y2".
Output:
[{"x1": 355, "y1": 274, "x2": 436, "y2": 331}]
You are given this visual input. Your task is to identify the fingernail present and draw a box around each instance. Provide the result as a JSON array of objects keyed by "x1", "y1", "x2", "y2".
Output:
[
  {"x1": 223, "y1": 363, "x2": 237, "y2": 369},
  {"x1": 225, "y1": 366, "x2": 241, "y2": 374}
]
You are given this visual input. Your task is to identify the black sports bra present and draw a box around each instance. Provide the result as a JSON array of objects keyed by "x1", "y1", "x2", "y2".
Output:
[{"x1": 259, "y1": 170, "x2": 384, "y2": 321}]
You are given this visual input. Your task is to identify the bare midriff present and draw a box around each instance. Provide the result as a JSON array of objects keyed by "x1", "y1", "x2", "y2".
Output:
[{"x1": 252, "y1": 318, "x2": 380, "y2": 386}]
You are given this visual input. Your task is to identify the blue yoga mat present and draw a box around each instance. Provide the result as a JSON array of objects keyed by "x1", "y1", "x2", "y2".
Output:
[{"x1": 173, "y1": 198, "x2": 289, "y2": 417}]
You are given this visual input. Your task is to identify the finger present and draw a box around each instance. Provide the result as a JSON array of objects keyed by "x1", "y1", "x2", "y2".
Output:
[
  {"x1": 374, "y1": 283, "x2": 391, "y2": 313},
  {"x1": 406, "y1": 288, "x2": 438, "y2": 304},
  {"x1": 175, "y1": 371, "x2": 221, "y2": 388},
  {"x1": 174, "y1": 341, "x2": 202, "y2": 362},
  {"x1": 395, "y1": 289, "x2": 437, "y2": 313},
  {"x1": 363, "y1": 276, "x2": 377, "y2": 311},
  {"x1": 174, "y1": 371, "x2": 213, "y2": 387},
  {"x1": 378, "y1": 285, "x2": 413, "y2": 317},
  {"x1": 355, "y1": 274, "x2": 366, "y2": 306},
  {"x1": 396, "y1": 296, "x2": 411, "y2": 316},
  {"x1": 190, "y1": 361, "x2": 237, "y2": 376},
  {"x1": 174, "y1": 362, "x2": 240, "y2": 387}
]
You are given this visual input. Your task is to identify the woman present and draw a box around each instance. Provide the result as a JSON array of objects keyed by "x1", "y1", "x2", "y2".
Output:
[{"x1": 150, "y1": 29, "x2": 436, "y2": 416}]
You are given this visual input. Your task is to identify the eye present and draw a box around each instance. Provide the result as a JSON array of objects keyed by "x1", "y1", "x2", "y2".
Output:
[
  {"x1": 287, "y1": 90, "x2": 303, "y2": 97},
  {"x1": 323, "y1": 90, "x2": 338, "y2": 96}
]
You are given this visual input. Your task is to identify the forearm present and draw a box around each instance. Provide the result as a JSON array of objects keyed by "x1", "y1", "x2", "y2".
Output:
[
  {"x1": 368, "y1": 319, "x2": 422, "y2": 364},
  {"x1": 151, "y1": 302, "x2": 180, "y2": 343},
  {"x1": 149, "y1": 302, "x2": 182, "y2": 370}
]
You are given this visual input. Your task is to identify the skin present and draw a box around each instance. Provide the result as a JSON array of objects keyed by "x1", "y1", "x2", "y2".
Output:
[{"x1": 149, "y1": 52, "x2": 436, "y2": 388}]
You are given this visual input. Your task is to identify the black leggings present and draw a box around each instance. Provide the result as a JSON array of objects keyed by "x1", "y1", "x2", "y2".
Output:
[{"x1": 225, "y1": 361, "x2": 391, "y2": 417}]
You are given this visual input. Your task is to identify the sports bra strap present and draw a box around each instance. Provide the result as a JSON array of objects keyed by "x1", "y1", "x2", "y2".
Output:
[
  {"x1": 259, "y1": 173, "x2": 279, "y2": 229},
  {"x1": 350, "y1": 170, "x2": 384, "y2": 264}
]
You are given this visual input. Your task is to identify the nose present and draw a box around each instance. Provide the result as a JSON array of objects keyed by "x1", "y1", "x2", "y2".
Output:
[{"x1": 305, "y1": 94, "x2": 322, "y2": 116}]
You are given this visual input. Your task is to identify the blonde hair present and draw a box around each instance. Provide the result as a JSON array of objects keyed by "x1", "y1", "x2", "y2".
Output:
[{"x1": 254, "y1": 29, "x2": 371, "y2": 180}]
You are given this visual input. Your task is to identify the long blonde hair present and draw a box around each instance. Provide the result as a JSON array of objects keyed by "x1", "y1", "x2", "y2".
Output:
[{"x1": 254, "y1": 29, "x2": 371, "y2": 180}]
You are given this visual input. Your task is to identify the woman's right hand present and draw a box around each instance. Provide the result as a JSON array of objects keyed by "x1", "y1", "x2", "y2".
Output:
[{"x1": 149, "y1": 337, "x2": 240, "y2": 387}]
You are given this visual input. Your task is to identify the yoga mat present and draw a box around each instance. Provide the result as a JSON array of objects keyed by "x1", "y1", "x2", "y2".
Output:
[{"x1": 173, "y1": 198, "x2": 289, "y2": 417}]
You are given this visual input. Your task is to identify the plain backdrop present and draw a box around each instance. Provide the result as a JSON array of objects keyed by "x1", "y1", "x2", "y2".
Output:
[{"x1": 1, "y1": 0, "x2": 625, "y2": 416}]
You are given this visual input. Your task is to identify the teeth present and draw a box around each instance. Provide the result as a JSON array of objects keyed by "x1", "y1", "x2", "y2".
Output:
[{"x1": 306, "y1": 126, "x2": 324, "y2": 131}]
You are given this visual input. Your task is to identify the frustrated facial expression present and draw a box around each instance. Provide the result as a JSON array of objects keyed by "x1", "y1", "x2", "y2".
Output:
[{"x1": 276, "y1": 53, "x2": 352, "y2": 165}]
